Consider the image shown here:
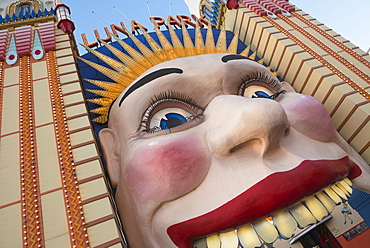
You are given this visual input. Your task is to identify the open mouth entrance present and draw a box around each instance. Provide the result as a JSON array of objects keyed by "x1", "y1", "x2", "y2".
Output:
[
  {"x1": 167, "y1": 157, "x2": 360, "y2": 248},
  {"x1": 295, "y1": 223, "x2": 342, "y2": 248},
  {"x1": 192, "y1": 178, "x2": 352, "y2": 248},
  {"x1": 193, "y1": 178, "x2": 352, "y2": 248}
]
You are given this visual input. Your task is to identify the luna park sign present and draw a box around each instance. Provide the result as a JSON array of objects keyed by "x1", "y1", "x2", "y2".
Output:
[{"x1": 81, "y1": 14, "x2": 215, "y2": 48}]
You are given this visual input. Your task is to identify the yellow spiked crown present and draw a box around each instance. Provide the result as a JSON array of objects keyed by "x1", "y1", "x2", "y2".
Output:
[{"x1": 79, "y1": 22, "x2": 276, "y2": 123}]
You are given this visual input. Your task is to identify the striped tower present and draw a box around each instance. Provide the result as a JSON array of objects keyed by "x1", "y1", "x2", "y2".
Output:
[
  {"x1": 197, "y1": 0, "x2": 369, "y2": 163},
  {"x1": 0, "y1": 1, "x2": 124, "y2": 247},
  {"x1": 221, "y1": 1, "x2": 370, "y2": 164},
  {"x1": 212, "y1": 0, "x2": 370, "y2": 247}
]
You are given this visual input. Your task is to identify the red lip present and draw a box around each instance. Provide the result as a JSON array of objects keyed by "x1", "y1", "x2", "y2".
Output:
[{"x1": 167, "y1": 157, "x2": 361, "y2": 248}]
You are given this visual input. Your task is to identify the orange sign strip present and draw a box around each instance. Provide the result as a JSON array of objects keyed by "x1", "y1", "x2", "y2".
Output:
[
  {"x1": 278, "y1": 14, "x2": 370, "y2": 83},
  {"x1": 46, "y1": 51, "x2": 90, "y2": 247},
  {"x1": 264, "y1": 16, "x2": 370, "y2": 100},
  {"x1": 19, "y1": 56, "x2": 45, "y2": 247},
  {"x1": 291, "y1": 12, "x2": 370, "y2": 69}
]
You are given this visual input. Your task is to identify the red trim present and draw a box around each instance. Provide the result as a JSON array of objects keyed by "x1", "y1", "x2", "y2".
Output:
[
  {"x1": 66, "y1": 113, "x2": 88, "y2": 121},
  {"x1": 0, "y1": 30, "x2": 9, "y2": 61},
  {"x1": 0, "y1": 200, "x2": 22, "y2": 209},
  {"x1": 78, "y1": 174, "x2": 105, "y2": 185},
  {"x1": 59, "y1": 70, "x2": 78, "y2": 76},
  {"x1": 39, "y1": 22, "x2": 56, "y2": 52},
  {"x1": 35, "y1": 122, "x2": 55, "y2": 129},
  {"x1": 81, "y1": 192, "x2": 110, "y2": 205},
  {"x1": 85, "y1": 214, "x2": 115, "y2": 228},
  {"x1": 359, "y1": 141, "x2": 370, "y2": 155},
  {"x1": 40, "y1": 187, "x2": 64, "y2": 196},
  {"x1": 15, "y1": 26, "x2": 32, "y2": 57},
  {"x1": 0, "y1": 131, "x2": 20, "y2": 138},
  {"x1": 57, "y1": 20, "x2": 75, "y2": 34},
  {"x1": 71, "y1": 140, "x2": 96, "y2": 150},
  {"x1": 227, "y1": 0, "x2": 240, "y2": 9},
  {"x1": 68, "y1": 126, "x2": 92, "y2": 135}
]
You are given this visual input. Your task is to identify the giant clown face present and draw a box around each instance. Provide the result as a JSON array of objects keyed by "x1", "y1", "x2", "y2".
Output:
[{"x1": 99, "y1": 53, "x2": 370, "y2": 248}]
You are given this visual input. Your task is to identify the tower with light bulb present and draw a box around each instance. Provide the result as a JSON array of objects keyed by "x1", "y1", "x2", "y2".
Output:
[
  {"x1": 0, "y1": 1, "x2": 122, "y2": 247},
  {"x1": 190, "y1": 1, "x2": 370, "y2": 247}
]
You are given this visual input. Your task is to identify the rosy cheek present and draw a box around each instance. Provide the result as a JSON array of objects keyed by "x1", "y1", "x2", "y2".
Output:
[
  {"x1": 281, "y1": 94, "x2": 337, "y2": 142},
  {"x1": 125, "y1": 135, "x2": 210, "y2": 203}
]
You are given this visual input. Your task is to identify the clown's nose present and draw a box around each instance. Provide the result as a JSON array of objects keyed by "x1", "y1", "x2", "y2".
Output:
[{"x1": 205, "y1": 95, "x2": 290, "y2": 157}]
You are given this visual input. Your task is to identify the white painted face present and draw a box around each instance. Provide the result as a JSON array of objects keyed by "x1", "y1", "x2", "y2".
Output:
[{"x1": 99, "y1": 53, "x2": 370, "y2": 248}]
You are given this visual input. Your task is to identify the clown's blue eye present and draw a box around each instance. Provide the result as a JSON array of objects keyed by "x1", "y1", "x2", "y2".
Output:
[
  {"x1": 150, "y1": 108, "x2": 193, "y2": 131},
  {"x1": 252, "y1": 91, "x2": 271, "y2": 98},
  {"x1": 142, "y1": 104, "x2": 203, "y2": 133},
  {"x1": 160, "y1": 113, "x2": 187, "y2": 130},
  {"x1": 242, "y1": 85, "x2": 274, "y2": 99},
  {"x1": 141, "y1": 91, "x2": 204, "y2": 133},
  {"x1": 238, "y1": 71, "x2": 282, "y2": 99}
]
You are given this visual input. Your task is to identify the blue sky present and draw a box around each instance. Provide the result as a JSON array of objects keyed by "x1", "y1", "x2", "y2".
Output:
[
  {"x1": 63, "y1": 0, "x2": 190, "y2": 54},
  {"x1": 63, "y1": 0, "x2": 369, "y2": 54}
]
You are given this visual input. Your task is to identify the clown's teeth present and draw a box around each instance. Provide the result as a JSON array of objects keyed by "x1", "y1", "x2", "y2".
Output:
[
  {"x1": 193, "y1": 178, "x2": 353, "y2": 248},
  {"x1": 237, "y1": 225, "x2": 262, "y2": 248},
  {"x1": 304, "y1": 196, "x2": 328, "y2": 221},
  {"x1": 331, "y1": 184, "x2": 348, "y2": 201},
  {"x1": 324, "y1": 187, "x2": 342, "y2": 204},
  {"x1": 315, "y1": 191, "x2": 336, "y2": 213},
  {"x1": 206, "y1": 235, "x2": 221, "y2": 248},
  {"x1": 343, "y1": 177, "x2": 352, "y2": 186},
  {"x1": 219, "y1": 230, "x2": 238, "y2": 248},
  {"x1": 339, "y1": 180, "x2": 353, "y2": 194},
  {"x1": 289, "y1": 203, "x2": 316, "y2": 228},
  {"x1": 272, "y1": 210, "x2": 297, "y2": 239},
  {"x1": 253, "y1": 219, "x2": 278, "y2": 244},
  {"x1": 335, "y1": 182, "x2": 351, "y2": 197}
]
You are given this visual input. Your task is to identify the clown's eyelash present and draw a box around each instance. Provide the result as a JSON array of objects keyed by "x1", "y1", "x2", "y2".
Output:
[
  {"x1": 148, "y1": 90, "x2": 202, "y2": 110},
  {"x1": 140, "y1": 90, "x2": 204, "y2": 131},
  {"x1": 239, "y1": 71, "x2": 282, "y2": 95}
]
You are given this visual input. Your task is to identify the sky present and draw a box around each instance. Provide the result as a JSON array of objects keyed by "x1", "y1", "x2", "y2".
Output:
[
  {"x1": 62, "y1": 0, "x2": 370, "y2": 55},
  {"x1": 63, "y1": 0, "x2": 191, "y2": 54}
]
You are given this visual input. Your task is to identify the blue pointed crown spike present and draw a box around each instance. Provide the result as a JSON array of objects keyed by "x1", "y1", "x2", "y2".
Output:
[
  {"x1": 12, "y1": 13, "x2": 17, "y2": 22},
  {"x1": 20, "y1": 12, "x2": 24, "y2": 20},
  {"x1": 44, "y1": 8, "x2": 50, "y2": 16}
]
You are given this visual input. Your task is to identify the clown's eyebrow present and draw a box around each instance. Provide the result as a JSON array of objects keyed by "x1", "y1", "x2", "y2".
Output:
[
  {"x1": 221, "y1": 54, "x2": 251, "y2": 63},
  {"x1": 118, "y1": 68, "x2": 183, "y2": 107}
]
